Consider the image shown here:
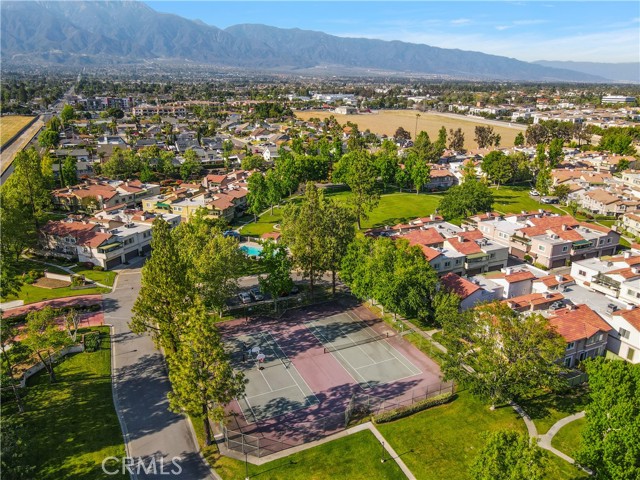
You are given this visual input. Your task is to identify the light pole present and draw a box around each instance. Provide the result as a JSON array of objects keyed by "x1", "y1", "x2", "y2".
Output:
[
  {"x1": 380, "y1": 440, "x2": 386, "y2": 463},
  {"x1": 414, "y1": 113, "x2": 421, "y2": 139},
  {"x1": 245, "y1": 452, "x2": 249, "y2": 480}
]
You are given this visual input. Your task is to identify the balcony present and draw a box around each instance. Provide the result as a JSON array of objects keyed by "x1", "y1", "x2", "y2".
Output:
[
  {"x1": 98, "y1": 242, "x2": 123, "y2": 255},
  {"x1": 591, "y1": 273, "x2": 620, "y2": 297},
  {"x1": 511, "y1": 235, "x2": 531, "y2": 246}
]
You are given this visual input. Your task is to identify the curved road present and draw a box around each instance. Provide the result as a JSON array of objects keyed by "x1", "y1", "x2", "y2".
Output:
[{"x1": 104, "y1": 266, "x2": 216, "y2": 479}]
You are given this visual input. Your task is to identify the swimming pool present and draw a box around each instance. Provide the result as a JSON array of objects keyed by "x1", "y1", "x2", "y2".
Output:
[{"x1": 240, "y1": 244, "x2": 263, "y2": 256}]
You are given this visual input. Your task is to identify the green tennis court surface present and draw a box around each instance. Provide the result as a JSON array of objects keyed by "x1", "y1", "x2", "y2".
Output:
[
  {"x1": 306, "y1": 312, "x2": 422, "y2": 389},
  {"x1": 227, "y1": 331, "x2": 318, "y2": 423}
]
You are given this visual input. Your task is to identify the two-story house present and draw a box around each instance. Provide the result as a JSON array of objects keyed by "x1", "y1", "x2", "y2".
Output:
[
  {"x1": 548, "y1": 304, "x2": 610, "y2": 368},
  {"x1": 607, "y1": 307, "x2": 640, "y2": 364}
]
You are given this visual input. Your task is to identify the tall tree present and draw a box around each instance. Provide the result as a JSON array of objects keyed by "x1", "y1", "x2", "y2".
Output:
[
  {"x1": 38, "y1": 129, "x2": 59, "y2": 150},
  {"x1": 514, "y1": 132, "x2": 525, "y2": 147},
  {"x1": 180, "y1": 149, "x2": 201, "y2": 180},
  {"x1": 167, "y1": 300, "x2": 245, "y2": 445},
  {"x1": 375, "y1": 140, "x2": 400, "y2": 192},
  {"x1": 404, "y1": 153, "x2": 431, "y2": 194},
  {"x1": 334, "y1": 150, "x2": 380, "y2": 229},
  {"x1": 470, "y1": 430, "x2": 549, "y2": 480},
  {"x1": 60, "y1": 104, "x2": 75, "y2": 125},
  {"x1": 449, "y1": 128, "x2": 465, "y2": 152},
  {"x1": 438, "y1": 180, "x2": 494, "y2": 219},
  {"x1": 482, "y1": 151, "x2": 514, "y2": 188},
  {"x1": 274, "y1": 150, "x2": 299, "y2": 197},
  {"x1": 131, "y1": 218, "x2": 192, "y2": 353},
  {"x1": 247, "y1": 172, "x2": 268, "y2": 221},
  {"x1": 547, "y1": 138, "x2": 564, "y2": 168},
  {"x1": 258, "y1": 241, "x2": 293, "y2": 310},
  {"x1": 3, "y1": 148, "x2": 50, "y2": 231},
  {"x1": 412, "y1": 131, "x2": 432, "y2": 162},
  {"x1": 577, "y1": 358, "x2": 640, "y2": 479},
  {"x1": 474, "y1": 126, "x2": 500, "y2": 148},
  {"x1": 394, "y1": 126, "x2": 411, "y2": 141},
  {"x1": 264, "y1": 168, "x2": 284, "y2": 215},
  {"x1": 281, "y1": 183, "x2": 327, "y2": 297},
  {"x1": 321, "y1": 200, "x2": 356, "y2": 295},
  {"x1": 441, "y1": 302, "x2": 567, "y2": 408},
  {"x1": 23, "y1": 307, "x2": 71, "y2": 382},
  {"x1": 61, "y1": 155, "x2": 77, "y2": 186}
]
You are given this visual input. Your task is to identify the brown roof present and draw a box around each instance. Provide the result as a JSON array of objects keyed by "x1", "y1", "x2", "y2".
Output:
[
  {"x1": 41, "y1": 220, "x2": 98, "y2": 244},
  {"x1": 486, "y1": 270, "x2": 536, "y2": 283},
  {"x1": 447, "y1": 237, "x2": 482, "y2": 255},
  {"x1": 441, "y1": 272, "x2": 480, "y2": 299},
  {"x1": 82, "y1": 232, "x2": 112, "y2": 248},
  {"x1": 504, "y1": 292, "x2": 564, "y2": 310},
  {"x1": 548, "y1": 304, "x2": 610, "y2": 343},
  {"x1": 577, "y1": 222, "x2": 614, "y2": 234},
  {"x1": 261, "y1": 232, "x2": 281, "y2": 240},
  {"x1": 534, "y1": 274, "x2": 575, "y2": 288},
  {"x1": 613, "y1": 308, "x2": 640, "y2": 331},
  {"x1": 402, "y1": 228, "x2": 445, "y2": 247},
  {"x1": 420, "y1": 246, "x2": 442, "y2": 262}
]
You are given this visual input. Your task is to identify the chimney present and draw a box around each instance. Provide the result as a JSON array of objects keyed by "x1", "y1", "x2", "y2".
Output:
[
  {"x1": 562, "y1": 224, "x2": 568, "y2": 231},
  {"x1": 623, "y1": 251, "x2": 631, "y2": 259},
  {"x1": 555, "y1": 274, "x2": 563, "y2": 283},
  {"x1": 486, "y1": 212, "x2": 491, "y2": 218},
  {"x1": 457, "y1": 234, "x2": 465, "y2": 242},
  {"x1": 539, "y1": 209, "x2": 544, "y2": 213},
  {"x1": 628, "y1": 304, "x2": 636, "y2": 311},
  {"x1": 430, "y1": 213, "x2": 435, "y2": 220},
  {"x1": 521, "y1": 210, "x2": 527, "y2": 215},
  {"x1": 632, "y1": 266, "x2": 640, "y2": 275},
  {"x1": 505, "y1": 267, "x2": 514, "y2": 275},
  {"x1": 566, "y1": 304, "x2": 575, "y2": 311}
]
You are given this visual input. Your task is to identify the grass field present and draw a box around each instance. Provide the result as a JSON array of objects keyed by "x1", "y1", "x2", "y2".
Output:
[
  {"x1": 377, "y1": 390, "x2": 526, "y2": 480},
  {"x1": 0, "y1": 115, "x2": 35, "y2": 146},
  {"x1": 3, "y1": 283, "x2": 110, "y2": 305},
  {"x1": 240, "y1": 187, "x2": 565, "y2": 237},
  {"x1": 3, "y1": 327, "x2": 127, "y2": 479},
  {"x1": 517, "y1": 386, "x2": 590, "y2": 435},
  {"x1": 191, "y1": 423, "x2": 405, "y2": 480},
  {"x1": 295, "y1": 110, "x2": 524, "y2": 149},
  {"x1": 552, "y1": 417, "x2": 586, "y2": 459}
]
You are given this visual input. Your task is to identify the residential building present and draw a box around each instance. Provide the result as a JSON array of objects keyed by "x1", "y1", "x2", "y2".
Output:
[
  {"x1": 52, "y1": 180, "x2": 160, "y2": 212},
  {"x1": 607, "y1": 307, "x2": 640, "y2": 363},
  {"x1": 601, "y1": 95, "x2": 636, "y2": 104},
  {"x1": 440, "y1": 272, "x2": 497, "y2": 310},
  {"x1": 548, "y1": 304, "x2": 610, "y2": 368},
  {"x1": 620, "y1": 210, "x2": 640, "y2": 237},
  {"x1": 504, "y1": 292, "x2": 565, "y2": 313},
  {"x1": 482, "y1": 268, "x2": 536, "y2": 299}
]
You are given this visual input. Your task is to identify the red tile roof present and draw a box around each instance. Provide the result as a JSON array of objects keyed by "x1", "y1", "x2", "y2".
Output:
[
  {"x1": 441, "y1": 272, "x2": 480, "y2": 299},
  {"x1": 504, "y1": 292, "x2": 564, "y2": 310},
  {"x1": 82, "y1": 232, "x2": 112, "y2": 248},
  {"x1": 402, "y1": 228, "x2": 445, "y2": 247},
  {"x1": 548, "y1": 304, "x2": 610, "y2": 343},
  {"x1": 447, "y1": 237, "x2": 482, "y2": 255},
  {"x1": 534, "y1": 274, "x2": 575, "y2": 288},
  {"x1": 613, "y1": 308, "x2": 640, "y2": 331}
]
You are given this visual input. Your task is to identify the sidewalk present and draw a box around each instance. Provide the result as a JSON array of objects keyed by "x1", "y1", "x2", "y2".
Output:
[{"x1": 2, "y1": 294, "x2": 104, "y2": 318}]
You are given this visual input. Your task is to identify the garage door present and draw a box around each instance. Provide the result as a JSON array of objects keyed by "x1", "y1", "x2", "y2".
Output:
[
  {"x1": 125, "y1": 250, "x2": 138, "y2": 261},
  {"x1": 141, "y1": 244, "x2": 151, "y2": 254},
  {"x1": 106, "y1": 257, "x2": 122, "y2": 269}
]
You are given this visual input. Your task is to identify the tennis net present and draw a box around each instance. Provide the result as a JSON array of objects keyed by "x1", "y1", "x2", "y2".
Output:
[{"x1": 323, "y1": 332, "x2": 390, "y2": 353}]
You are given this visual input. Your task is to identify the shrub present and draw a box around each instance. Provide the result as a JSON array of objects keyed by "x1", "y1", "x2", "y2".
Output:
[
  {"x1": 523, "y1": 254, "x2": 533, "y2": 263},
  {"x1": 532, "y1": 262, "x2": 549, "y2": 271},
  {"x1": 71, "y1": 275, "x2": 84, "y2": 287},
  {"x1": 373, "y1": 392, "x2": 455, "y2": 424},
  {"x1": 83, "y1": 331, "x2": 101, "y2": 352},
  {"x1": 23, "y1": 270, "x2": 43, "y2": 284},
  {"x1": 93, "y1": 265, "x2": 104, "y2": 271}
]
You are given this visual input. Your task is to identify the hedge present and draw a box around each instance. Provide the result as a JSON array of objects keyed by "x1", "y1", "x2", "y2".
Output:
[
  {"x1": 5, "y1": 303, "x2": 101, "y2": 325},
  {"x1": 83, "y1": 331, "x2": 101, "y2": 352},
  {"x1": 373, "y1": 392, "x2": 455, "y2": 424}
]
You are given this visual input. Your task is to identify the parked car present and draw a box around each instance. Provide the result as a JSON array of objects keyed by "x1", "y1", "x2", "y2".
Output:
[
  {"x1": 238, "y1": 292, "x2": 252, "y2": 304},
  {"x1": 541, "y1": 197, "x2": 559, "y2": 204},
  {"x1": 250, "y1": 288, "x2": 264, "y2": 302},
  {"x1": 529, "y1": 190, "x2": 540, "y2": 196}
]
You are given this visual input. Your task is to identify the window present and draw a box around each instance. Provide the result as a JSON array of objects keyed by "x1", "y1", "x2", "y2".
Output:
[
  {"x1": 444, "y1": 261, "x2": 451, "y2": 267},
  {"x1": 538, "y1": 245, "x2": 546, "y2": 252},
  {"x1": 619, "y1": 327, "x2": 631, "y2": 339},
  {"x1": 628, "y1": 348, "x2": 635, "y2": 361},
  {"x1": 579, "y1": 351, "x2": 587, "y2": 361},
  {"x1": 433, "y1": 263, "x2": 440, "y2": 270},
  {"x1": 607, "y1": 238, "x2": 611, "y2": 244},
  {"x1": 564, "y1": 357, "x2": 572, "y2": 367},
  {"x1": 578, "y1": 269, "x2": 587, "y2": 277},
  {"x1": 598, "y1": 239, "x2": 604, "y2": 245},
  {"x1": 566, "y1": 342, "x2": 575, "y2": 350},
  {"x1": 562, "y1": 246, "x2": 569, "y2": 252},
  {"x1": 490, "y1": 253, "x2": 495, "y2": 259}
]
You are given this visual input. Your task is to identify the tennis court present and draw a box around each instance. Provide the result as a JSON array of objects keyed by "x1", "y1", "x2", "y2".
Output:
[
  {"x1": 227, "y1": 331, "x2": 319, "y2": 423},
  {"x1": 305, "y1": 312, "x2": 422, "y2": 389}
]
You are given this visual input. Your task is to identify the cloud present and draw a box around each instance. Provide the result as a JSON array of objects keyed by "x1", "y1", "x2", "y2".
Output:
[
  {"x1": 495, "y1": 25, "x2": 512, "y2": 31},
  {"x1": 451, "y1": 18, "x2": 471, "y2": 25}
]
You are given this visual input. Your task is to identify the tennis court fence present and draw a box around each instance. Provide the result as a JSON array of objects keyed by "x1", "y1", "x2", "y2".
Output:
[
  {"x1": 221, "y1": 411, "x2": 347, "y2": 457},
  {"x1": 221, "y1": 381, "x2": 455, "y2": 458}
]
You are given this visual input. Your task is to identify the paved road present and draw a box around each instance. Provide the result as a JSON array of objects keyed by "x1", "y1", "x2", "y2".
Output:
[{"x1": 104, "y1": 267, "x2": 215, "y2": 480}]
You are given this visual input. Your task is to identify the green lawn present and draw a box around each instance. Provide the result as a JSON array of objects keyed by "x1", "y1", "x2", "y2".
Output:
[
  {"x1": 240, "y1": 208, "x2": 286, "y2": 237},
  {"x1": 491, "y1": 186, "x2": 564, "y2": 215},
  {"x1": 191, "y1": 420, "x2": 405, "y2": 480},
  {"x1": 71, "y1": 266, "x2": 117, "y2": 287},
  {"x1": 552, "y1": 417, "x2": 586, "y2": 459},
  {"x1": 3, "y1": 327, "x2": 126, "y2": 479},
  {"x1": 517, "y1": 386, "x2": 590, "y2": 435},
  {"x1": 546, "y1": 453, "x2": 590, "y2": 480},
  {"x1": 3, "y1": 284, "x2": 110, "y2": 305},
  {"x1": 377, "y1": 390, "x2": 526, "y2": 480}
]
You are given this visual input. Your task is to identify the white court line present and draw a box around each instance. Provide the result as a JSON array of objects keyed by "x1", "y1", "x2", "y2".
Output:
[
  {"x1": 241, "y1": 395, "x2": 259, "y2": 425},
  {"x1": 246, "y1": 384, "x2": 301, "y2": 401},
  {"x1": 345, "y1": 310, "x2": 422, "y2": 376},
  {"x1": 263, "y1": 331, "x2": 320, "y2": 406}
]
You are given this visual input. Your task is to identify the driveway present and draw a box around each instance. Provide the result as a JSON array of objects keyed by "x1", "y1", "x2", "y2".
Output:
[{"x1": 103, "y1": 268, "x2": 215, "y2": 479}]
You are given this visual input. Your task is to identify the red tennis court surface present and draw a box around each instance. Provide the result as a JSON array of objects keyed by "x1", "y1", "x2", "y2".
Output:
[{"x1": 217, "y1": 297, "x2": 446, "y2": 454}]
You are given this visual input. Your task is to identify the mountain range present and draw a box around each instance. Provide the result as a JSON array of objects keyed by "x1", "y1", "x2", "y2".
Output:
[{"x1": 0, "y1": 1, "x2": 628, "y2": 82}]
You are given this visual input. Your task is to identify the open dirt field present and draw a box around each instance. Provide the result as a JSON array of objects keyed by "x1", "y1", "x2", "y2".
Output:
[
  {"x1": 1, "y1": 115, "x2": 36, "y2": 146},
  {"x1": 33, "y1": 277, "x2": 71, "y2": 289},
  {"x1": 295, "y1": 110, "x2": 524, "y2": 149}
]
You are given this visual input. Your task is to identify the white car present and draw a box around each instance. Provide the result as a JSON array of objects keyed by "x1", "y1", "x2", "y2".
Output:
[
  {"x1": 529, "y1": 190, "x2": 540, "y2": 196},
  {"x1": 238, "y1": 292, "x2": 252, "y2": 304}
]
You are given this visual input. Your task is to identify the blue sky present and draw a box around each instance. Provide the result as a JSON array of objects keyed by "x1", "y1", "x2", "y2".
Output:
[{"x1": 145, "y1": 1, "x2": 640, "y2": 63}]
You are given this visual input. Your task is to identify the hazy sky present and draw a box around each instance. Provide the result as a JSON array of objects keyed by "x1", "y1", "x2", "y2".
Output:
[{"x1": 145, "y1": 1, "x2": 640, "y2": 63}]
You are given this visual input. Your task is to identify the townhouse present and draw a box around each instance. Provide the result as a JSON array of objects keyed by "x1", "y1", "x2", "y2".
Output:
[
  {"x1": 52, "y1": 179, "x2": 160, "y2": 212},
  {"x1": 439, "y1": 272, "x2": 497, "y2": 310},
  {"x1": 607, "y1": 307, "x2": 640, "y2": 364},
  {"x1": 548, "y1": 304, "x2": 610, "y2": 368}
]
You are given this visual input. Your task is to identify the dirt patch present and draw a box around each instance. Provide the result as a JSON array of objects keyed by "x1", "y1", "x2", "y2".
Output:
[
  {"x1": 296, "y1": 110, "x2": 524, "y2": 149},
  {"x1": 33, "y1": 278, "x2": 71, "y2": 289}
]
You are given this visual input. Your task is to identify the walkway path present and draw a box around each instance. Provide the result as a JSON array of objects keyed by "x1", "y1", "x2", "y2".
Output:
[
  {"x1": 26, "y1": 258, "x2": 111, "y2": 288},
  {"x1": 511, "y1": 403, "x2": 592, "y2": 474},
  {"x1": 104, "y1": 268, "x2": 218, "y2": 480},
  {"x1": 218, "y1": 422, "x2": 416, "y2": 479}
]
